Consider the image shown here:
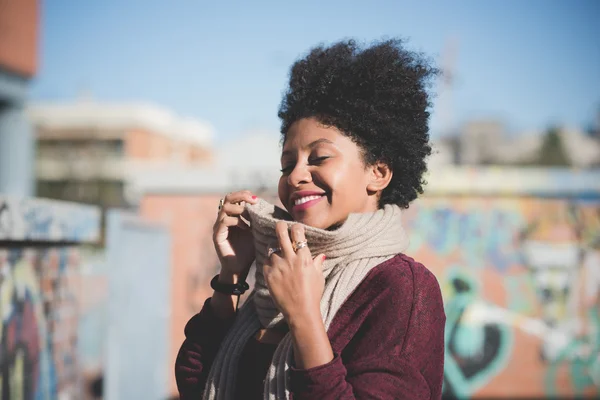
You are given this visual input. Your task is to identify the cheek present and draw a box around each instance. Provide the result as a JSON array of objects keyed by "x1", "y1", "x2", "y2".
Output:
[
  {"x1": 328, "y1": 164, "x2": 370, "y2": 200},
  {"x1": 277, "y1": 177, "x2": 288, "y2": 206},
  {"x1": 326, "y1": 164, "x2": 360, "y2": 193}
]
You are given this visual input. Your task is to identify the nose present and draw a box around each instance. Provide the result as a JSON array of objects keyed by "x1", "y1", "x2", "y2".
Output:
[{"x1": 287, "y1": 163, "x2": 312, "y2": 187}]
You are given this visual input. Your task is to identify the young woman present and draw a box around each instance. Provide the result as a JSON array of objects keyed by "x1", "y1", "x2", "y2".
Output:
[{"x1": 175, "y1": 38, "x2": 445, "y2": 400}]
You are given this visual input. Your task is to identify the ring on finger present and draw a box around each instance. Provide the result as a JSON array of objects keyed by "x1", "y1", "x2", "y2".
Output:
[
  {"x1": 267, "y1": 247, "x2": 282, "y2": 257},
  {"x1": 218, "y1": 198, "x2": 225, "y2": 211},
  {"x1": 292, "y1": 240, "x2": 308, "y2": 252}
]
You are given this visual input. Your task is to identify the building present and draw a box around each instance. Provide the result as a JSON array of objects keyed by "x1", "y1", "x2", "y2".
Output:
[
  {"x1": 1, "y1": 3, "x2": 107, "y2": 400},
  {"x1": 0, "y1": 0, "x2": 38, "y2": 196},
  {"x1": 455, "y1": 119, "x2": 600, "y2": 167},
  {"x1": 129, "y1": 130, "x2": 282, "y2": 198},
  {"x1": 459, "y1": 119, "x2": 505, "y2": 165},
  {"x1": 560, "y1": 126, "x2": 600, "y2": 168},
  {"x1": 29, "y1": 100, "x2": 214, "y2": 208}
]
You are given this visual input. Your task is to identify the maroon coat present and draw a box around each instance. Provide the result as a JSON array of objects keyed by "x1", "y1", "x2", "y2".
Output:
[{"x1": 175, "y1": 254, "x2": 446, "y2": 399}]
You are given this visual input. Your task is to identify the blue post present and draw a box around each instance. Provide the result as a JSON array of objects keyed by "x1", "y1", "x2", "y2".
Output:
[{"x1": 0, "y1": 103, "x2": 34, "y2": 196}]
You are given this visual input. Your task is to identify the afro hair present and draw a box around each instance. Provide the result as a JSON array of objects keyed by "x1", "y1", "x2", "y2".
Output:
[{"x1": 278, "y1": 38, "x2": 438, "y2": 208}]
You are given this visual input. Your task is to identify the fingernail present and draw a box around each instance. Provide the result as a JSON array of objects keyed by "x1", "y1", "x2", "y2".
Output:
[
  {"x1": 252, "y1": 196, "x2": 257, "y2": 200},
  {"x1": 322, "y1": 255, "x2": 327, "y2": 261}
]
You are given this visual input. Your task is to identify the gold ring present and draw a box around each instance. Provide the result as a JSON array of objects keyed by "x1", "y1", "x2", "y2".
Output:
[
  {"x1": 218, "y1": 198, "x2": 225, "y2": 211},
  {"x1": 267, "y1": 247, "x2": 282, "y2": 257},
  {"x1": 293, "y1": 241, "x2": 308, "y2": 252}
]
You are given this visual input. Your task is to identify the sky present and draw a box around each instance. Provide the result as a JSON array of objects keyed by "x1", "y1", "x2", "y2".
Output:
[{"x1": 30, "y1": 0, "x2": 600, "y2": 143}]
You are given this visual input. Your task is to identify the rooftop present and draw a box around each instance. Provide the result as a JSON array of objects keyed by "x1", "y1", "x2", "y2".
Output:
[{"x1": 27, "y1": 99, "x2": 214, "y2": 146}]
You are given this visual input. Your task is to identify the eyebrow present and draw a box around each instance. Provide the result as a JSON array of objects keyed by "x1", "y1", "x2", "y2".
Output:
[{"x1": 281, "y1": 138, "x2": 335, "y2": 157}]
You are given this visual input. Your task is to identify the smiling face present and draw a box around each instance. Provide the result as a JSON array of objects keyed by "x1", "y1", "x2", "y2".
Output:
[{"x1": 278, "y1": 118, "x2": 390, "y2": 229}]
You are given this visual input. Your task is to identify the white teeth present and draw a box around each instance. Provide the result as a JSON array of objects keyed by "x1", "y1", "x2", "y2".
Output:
[{"x1": 294, "y1": 195, "x2": 322, "y2": 206}]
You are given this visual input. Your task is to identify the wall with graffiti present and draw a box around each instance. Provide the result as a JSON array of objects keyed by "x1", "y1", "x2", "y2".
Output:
[
  {"x1": 403, "y1": 197, "x2": 600, "y2": 399},
  {"x1": 0, "y1": 195, "x2": 100, "y2": 400},
  {"x1": 140, "y1": 189, "x2": 600, "y2": 399}
]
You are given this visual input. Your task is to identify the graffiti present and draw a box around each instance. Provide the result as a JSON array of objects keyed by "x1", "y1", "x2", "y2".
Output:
[
  {"x1": 0, "y1": 196, "x2": 100, "y2": 242},
  {"x1": 544, "y1": 309, "x2": 600, "y2": 397},
  {"x1": 441, "y1": 269, "x2": 513, "y2": 398},
  {"x1": 520, "y1": 204, "x2": 600, "y2": 397},
  {"x1": 1, "y1": 249, "x2": 48, "y2": 400},
  {"x1": 0, "y1": 201, "x2": 14, "y2": 237},
  {"x1": 408, "y1": 205, "x2": 524, "y2": 271},
  {"x1": 404, "y1": 198, "x2": 600, "y2": 398},
  {"x1": 0, "y1": 247, "x2": 81, "y2": 400}
]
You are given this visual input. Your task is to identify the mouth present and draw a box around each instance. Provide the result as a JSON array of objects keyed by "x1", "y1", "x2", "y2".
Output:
[{"x1": 290, "y1": 191, "x2": 327, "y2": 212}]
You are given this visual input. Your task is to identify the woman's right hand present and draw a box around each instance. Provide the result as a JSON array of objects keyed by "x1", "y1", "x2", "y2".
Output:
[{"x1": 212, "y1": 190, "x2": 258, "y2": 281}]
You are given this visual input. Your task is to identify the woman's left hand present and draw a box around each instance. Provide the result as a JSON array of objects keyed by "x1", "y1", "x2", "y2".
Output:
[{"x1": 263, "y1": 222, "x2": 326, "y2": 323}]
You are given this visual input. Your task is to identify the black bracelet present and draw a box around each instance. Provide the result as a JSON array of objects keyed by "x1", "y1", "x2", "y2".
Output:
[
  {"x1": 210, "y1": 275, "x2": 250, "y2": 312},
  {"x1": 210, "y1": 274, "x2": 249, "y2": 295}
]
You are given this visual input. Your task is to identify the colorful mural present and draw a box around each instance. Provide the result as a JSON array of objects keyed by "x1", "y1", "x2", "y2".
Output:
[
  {"x1": 0, "y1": 195, "x2": 100, "y2": 400},
  {"x1": 0, "y1": 196, "x2": 100, "y2": 242},
  {"x1": 404, "y1": 197, "x2": 600, "y2": 399},
  {"x1": 0, "y1": 247, "x2": 83, "y2": 400}
]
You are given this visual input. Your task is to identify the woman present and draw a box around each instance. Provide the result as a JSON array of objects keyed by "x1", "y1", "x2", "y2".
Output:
[{"x1": 176, "y1": 38, "x2": 445, "y2": 400}]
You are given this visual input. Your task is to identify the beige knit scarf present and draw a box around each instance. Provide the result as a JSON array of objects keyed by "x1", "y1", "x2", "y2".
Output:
[{"x1": 203, "y1": 199, "x2": 409, "y2": 400}]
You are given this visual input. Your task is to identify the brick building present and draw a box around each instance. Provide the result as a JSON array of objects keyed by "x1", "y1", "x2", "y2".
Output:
[{"x1": 29, "y1": 100, "x2": 214, "y2": 208}]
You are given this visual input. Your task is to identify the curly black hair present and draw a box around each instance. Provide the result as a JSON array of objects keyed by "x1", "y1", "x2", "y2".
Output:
[{"x1": 278, "y1": 38, "x2": 438, "y2": 208}]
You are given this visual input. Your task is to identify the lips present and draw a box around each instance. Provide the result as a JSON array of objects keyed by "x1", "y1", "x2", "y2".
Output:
[{"x1": 290, "y1": 191, "x2": 326, "y2": 212}]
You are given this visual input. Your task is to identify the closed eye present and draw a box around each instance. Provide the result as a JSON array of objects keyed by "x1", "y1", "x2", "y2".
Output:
[
  {"x1": 280, "y1": 165, "x2": 294, "y2": 174},
  {"x1": 309, "y1": 156, "x2": 330, "y2": 165},
  {"x1": 280, "y1": 157, "x2": 330, "y2": 175}
]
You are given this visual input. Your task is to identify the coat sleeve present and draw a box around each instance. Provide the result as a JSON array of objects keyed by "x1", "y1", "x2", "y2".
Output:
[
  {"x1": 289, "y1": 261, "x2": 446, "y2": 400},
  {"x1": 175, "y1": 298, "x2": 235, "y2": 400}
]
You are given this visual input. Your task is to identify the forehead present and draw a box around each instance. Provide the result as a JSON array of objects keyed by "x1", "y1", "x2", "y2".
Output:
[{"x1": 282, "y1": 118, "x2": 347, "y2": 150}]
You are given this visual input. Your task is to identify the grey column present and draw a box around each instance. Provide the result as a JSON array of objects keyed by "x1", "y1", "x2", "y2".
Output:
[{"x1": 0, "y1": 104, "x2": 34, "y2": 196}]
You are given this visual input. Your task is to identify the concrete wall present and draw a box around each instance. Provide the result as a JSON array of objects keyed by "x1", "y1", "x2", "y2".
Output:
[
  {"x1": 0, "y1": 195, "x2": 100, "y2": 400},
  {"x1": 104, "y1": 210, "x2": 171, "y2": 400}
]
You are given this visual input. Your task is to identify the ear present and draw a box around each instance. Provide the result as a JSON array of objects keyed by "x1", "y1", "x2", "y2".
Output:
[{"x1": 366, "y1": 162, "x2": 393, "y2": 193}]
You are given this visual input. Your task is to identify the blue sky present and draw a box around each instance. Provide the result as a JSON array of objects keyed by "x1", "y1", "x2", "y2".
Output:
[{"x1": 30, "y1": 0, "x2": 600, "y2": 142}]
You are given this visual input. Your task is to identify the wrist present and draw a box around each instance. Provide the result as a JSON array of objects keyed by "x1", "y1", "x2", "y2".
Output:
[
  {"x1": 210, "y1": 272, "x2": 249, "y2": 318},
  {"x1": 217, "y1": 269, "x2": 242, "y2": 284},
  {"x1": 288, "y1": 308, "x2": 333, "y2": 370},
  {"x1": 287, "y1": 307, "x2": 323, "y2": 332}
]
